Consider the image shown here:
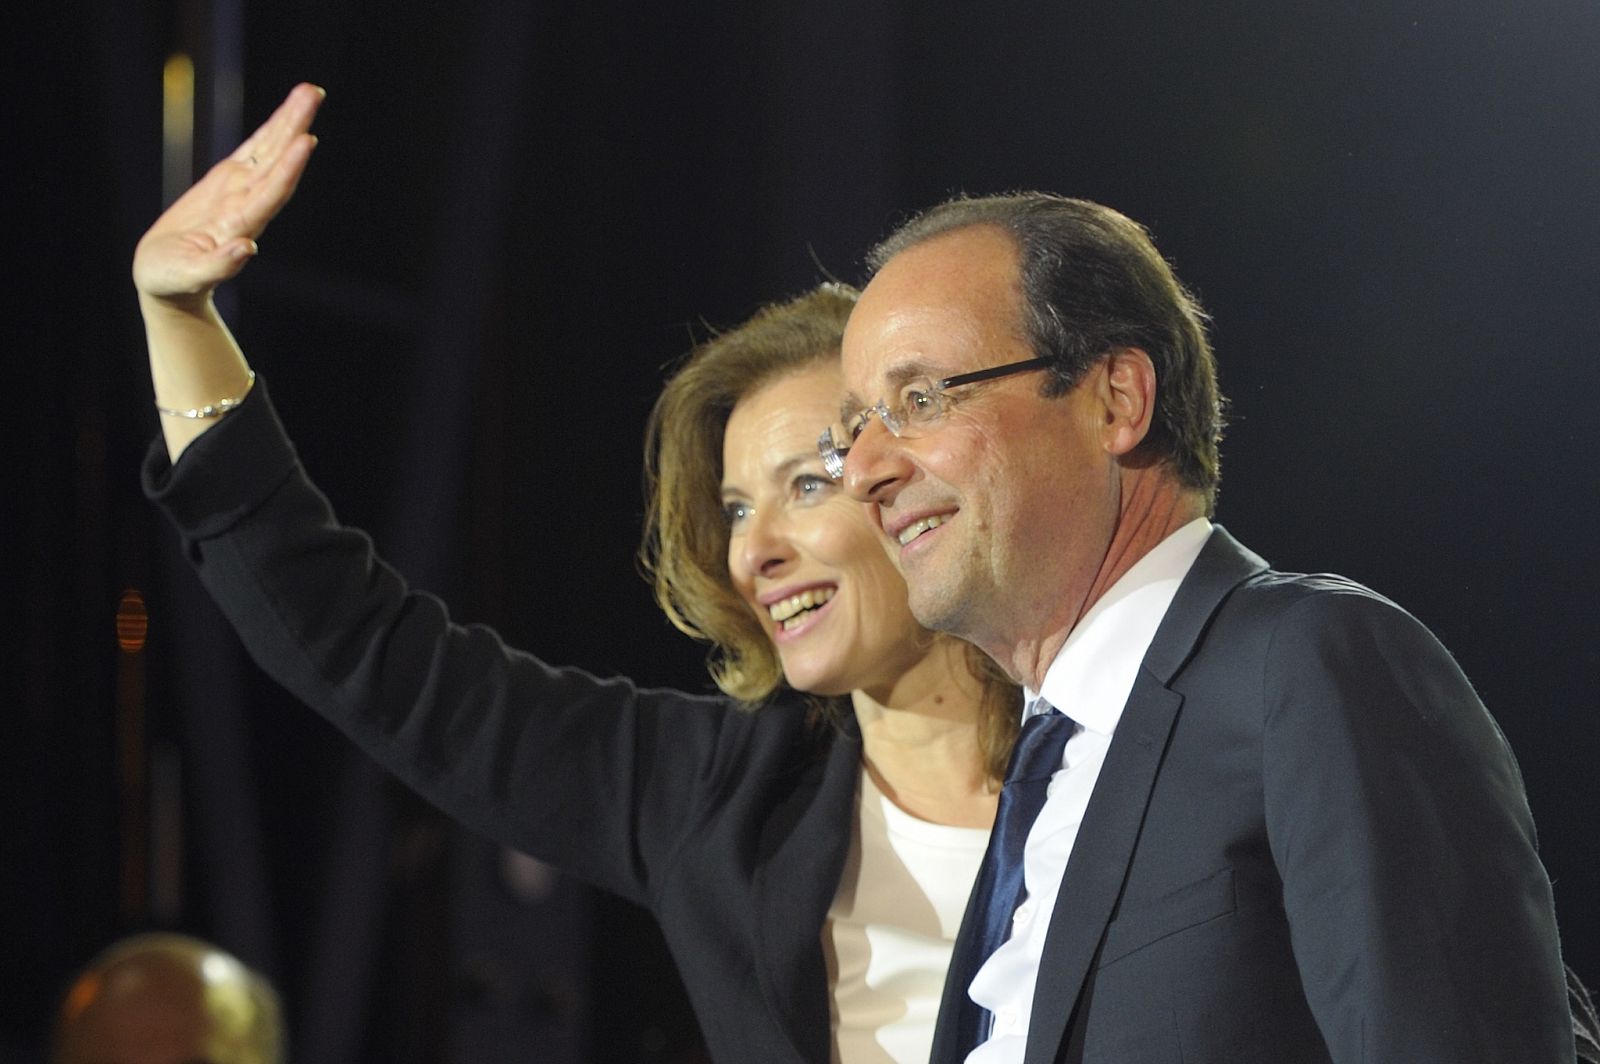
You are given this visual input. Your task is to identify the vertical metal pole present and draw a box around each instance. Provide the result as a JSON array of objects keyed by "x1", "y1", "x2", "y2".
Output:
[{"x1": 165, "y1": 0, "x2": 278, "y2": 983}]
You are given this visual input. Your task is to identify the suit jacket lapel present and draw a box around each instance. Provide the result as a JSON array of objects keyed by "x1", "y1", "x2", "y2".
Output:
[
  {"x1": 1023, "y1": 526, "x2": 1267, "y2": 1063},
  {"x1": 751, "y1": 714, "x2": 863, "y2": 1063}
]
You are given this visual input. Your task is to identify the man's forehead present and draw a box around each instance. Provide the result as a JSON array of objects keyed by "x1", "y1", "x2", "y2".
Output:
[
  {"x1": 850, "y1": 228, "x2": 1020, "y2": 348},
  {"x1": 842, "y1": 295, "x2": 965, "y2": 379},
  {"x1": 841, "y1": 301, "x2": 1025, "y2": 408}
]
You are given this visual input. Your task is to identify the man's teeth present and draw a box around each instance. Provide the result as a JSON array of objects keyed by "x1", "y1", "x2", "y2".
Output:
[
  {"x1": 897, "y1": 514, "x2": 948, "y2": 546},
  {"x1": 769, "y1": 587, "x2": 836, "y2": 626}
]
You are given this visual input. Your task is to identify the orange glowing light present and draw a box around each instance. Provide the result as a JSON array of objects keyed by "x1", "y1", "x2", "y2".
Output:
[{"x1": 116, "y1": 589, "x2": 149, "y2": 653}]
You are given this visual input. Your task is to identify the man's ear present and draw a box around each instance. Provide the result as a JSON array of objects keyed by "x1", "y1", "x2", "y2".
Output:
[{"x1": 1097, "y1": 347, "x2": 1157, "y2": 457}]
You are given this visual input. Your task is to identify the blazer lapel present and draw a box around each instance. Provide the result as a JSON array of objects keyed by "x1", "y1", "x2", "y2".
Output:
[
  {"x1": 1024, "y1": 526, "x2": 1267, "y2": 1063},
  {"x1": 751, "y1": 715, "x2": 863, "y2": 1063}
]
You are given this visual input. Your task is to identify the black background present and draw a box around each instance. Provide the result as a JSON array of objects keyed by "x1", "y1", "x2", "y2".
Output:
[{"x1": 6, "y1": 1, "x2": 1598, "y2": 1060}]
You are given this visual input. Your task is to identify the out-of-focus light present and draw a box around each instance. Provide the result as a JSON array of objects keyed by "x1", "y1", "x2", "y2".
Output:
[
  {"x1": 200, "y1": 949, "x2": 243, "y2": 985},
  {"x1": 116, "y1": 589, "x2": 148, "y2": 653},
  {"x1": 162, "y1": 54, "x2": 195, "y2": 206}
]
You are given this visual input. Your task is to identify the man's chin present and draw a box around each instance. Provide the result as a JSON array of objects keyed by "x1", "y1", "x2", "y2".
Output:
[{"x1": 907, "y1": 582, "x2": 968, "y2": 639}]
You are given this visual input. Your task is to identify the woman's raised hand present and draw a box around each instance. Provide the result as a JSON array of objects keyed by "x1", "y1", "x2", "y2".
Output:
[
  {"x1": 137, "y1": 83, "x2": 324, "y2": 462},
  {"x1": 133, "y1": 82, "x2": 324, "y2": 304}
]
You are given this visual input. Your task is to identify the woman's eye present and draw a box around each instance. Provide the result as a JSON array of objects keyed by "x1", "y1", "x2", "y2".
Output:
[
  {"x1": 722, "y1": 500, "x2": 751, "y2": 526},
  {"x1": 794, "y1": 474, "x2": 832, "y2": 499}
]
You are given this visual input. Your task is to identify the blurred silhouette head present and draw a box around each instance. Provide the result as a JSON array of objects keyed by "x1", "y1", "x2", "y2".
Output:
[{"x1": 53, "y1": 933, "x2": 283, "y2": 1064}]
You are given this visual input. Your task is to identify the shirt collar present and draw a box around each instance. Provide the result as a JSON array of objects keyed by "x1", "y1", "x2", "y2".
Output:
[{"x1": 1023, "y1": 518, "x2": 1212, "y2": 735}]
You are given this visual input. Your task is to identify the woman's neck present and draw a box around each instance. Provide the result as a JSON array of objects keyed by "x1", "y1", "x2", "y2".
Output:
[{"x1": 851, "y1": 640, "x2": 998, "y2": 829}]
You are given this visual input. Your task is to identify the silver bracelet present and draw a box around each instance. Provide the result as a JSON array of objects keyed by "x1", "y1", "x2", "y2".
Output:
[{"x1": 153, "y1": 370, "x2": 257, "y2": 419}]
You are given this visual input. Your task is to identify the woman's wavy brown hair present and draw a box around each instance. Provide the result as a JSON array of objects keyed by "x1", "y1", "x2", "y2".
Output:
[{"x1": 640, "y1": 283, "x2": 1019, "y2": 782}]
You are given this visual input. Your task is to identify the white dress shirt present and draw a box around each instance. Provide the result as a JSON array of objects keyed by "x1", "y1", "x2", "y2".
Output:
[{"x1": 964, "y1": 518, "x2": 1212, "y2": 1063}]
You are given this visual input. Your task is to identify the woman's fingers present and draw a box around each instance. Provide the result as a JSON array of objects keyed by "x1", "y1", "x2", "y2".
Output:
[
  {"x1": 216, "y1": 128, "x2": 319, "y2": 242},
  {"x1": 230, "y1": 82, "x2": 325, "y2": 172}
]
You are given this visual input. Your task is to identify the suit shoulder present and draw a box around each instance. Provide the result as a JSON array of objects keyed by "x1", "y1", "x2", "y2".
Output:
[
  {"x1": 1224, "y1": 568, "x2": 1414, "y2": 628},
  {"x1": 1217, "y1": 567, "x2": 1481, "y2": 711},
  {"x1": 635, "y1": 684, "x2": 843, "y2": 785},
  {"x1": 1203, "y1": 567, "x2": 1457, "y2": 683}
]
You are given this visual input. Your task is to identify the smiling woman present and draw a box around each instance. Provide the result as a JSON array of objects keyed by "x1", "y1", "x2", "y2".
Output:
[{"x1": 133, "y1": 84, "x2": 1017, "y2": 1064}]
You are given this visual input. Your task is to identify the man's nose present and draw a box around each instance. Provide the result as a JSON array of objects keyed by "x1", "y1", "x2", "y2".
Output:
[{"x1": 842, "y1": 417, "x2": 911, "y2": 506}]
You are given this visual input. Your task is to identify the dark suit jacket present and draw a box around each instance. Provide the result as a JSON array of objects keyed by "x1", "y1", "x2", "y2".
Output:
[
  {"x1": 932, "y1": 527, "x2": 1572, "y2": 1064},
  {"x1": 145, "y1": 382, "x2": 856, "y2": 1063}
]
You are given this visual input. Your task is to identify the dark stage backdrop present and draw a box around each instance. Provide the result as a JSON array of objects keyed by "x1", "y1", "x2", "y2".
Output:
[{"x1": 7, "y1": 0, "x2": 1598, "y2": 1060}]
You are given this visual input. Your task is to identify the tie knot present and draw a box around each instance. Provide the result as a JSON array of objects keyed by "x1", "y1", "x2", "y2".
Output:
[{"x1": 1005, "y1": 708, "x2": 1073, "y2": 786}]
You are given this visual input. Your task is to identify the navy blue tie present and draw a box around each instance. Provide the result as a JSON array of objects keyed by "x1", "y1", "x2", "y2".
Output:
[{"x1": 946, "y1": 707, "x2": 1075, "y2": 1059}]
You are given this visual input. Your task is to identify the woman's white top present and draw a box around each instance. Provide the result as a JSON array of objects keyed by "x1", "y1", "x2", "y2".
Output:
[{"x1": 826, "y1": 767, "x2": 991, "y2": 1063}]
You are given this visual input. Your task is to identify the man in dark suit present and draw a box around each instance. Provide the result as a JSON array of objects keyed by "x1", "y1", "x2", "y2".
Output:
[{"x1": 829, "y1": 193, "x2": 1572, "y2": 1062}]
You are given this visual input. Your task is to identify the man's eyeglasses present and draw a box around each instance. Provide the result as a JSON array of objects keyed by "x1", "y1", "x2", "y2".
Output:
[{"x1": 818, "y1": 356, "x2": 1057, "y2": 479}]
